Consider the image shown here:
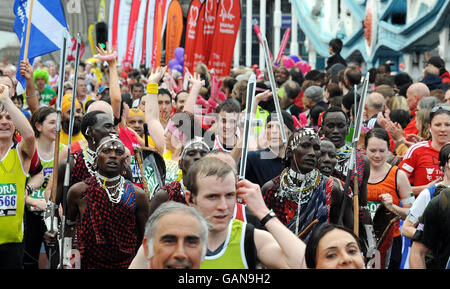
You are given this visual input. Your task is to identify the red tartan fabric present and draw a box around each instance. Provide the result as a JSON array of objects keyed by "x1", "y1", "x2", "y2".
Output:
[
  {"x1": 332, "y1": 151, "x2": 365, "y2": 197},
  {"x1": 70, "y1": 149, "x2": 92, "y2": 186},
  {"x1": 76, "y1": 176, "x2": 138, "y2": 269},
  {"x1": 263, "y1": 176, "x2": 301, "y2": 226},
  {"x1": 166, "y1": 181, "x2": 188, "y2": 204}
]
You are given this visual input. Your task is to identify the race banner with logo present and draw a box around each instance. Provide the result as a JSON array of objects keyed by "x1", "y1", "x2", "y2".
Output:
[
  {"x1": 123, "y1": 0, "x2": 141, "y2": 70},
  {"x1": 192, "y1": 2, "x2": 206, "y2": 69},
  {"x1": 183, "y1": 0, "x2": 202, "y2": 74},
  {"x1": 165, "y1": 0, "x2": 183, "y2": 65},
  {"x1": 207, "y1": 0, "x2": 241, "y2": 78},
  {"x1": 202, "y1": 0, "x2": 218, "y2": 65}
]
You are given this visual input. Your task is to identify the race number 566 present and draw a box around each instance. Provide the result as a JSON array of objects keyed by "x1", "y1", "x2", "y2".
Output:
[{"x1": 0, "y1": 195, "x2": 17, "y2": 207}]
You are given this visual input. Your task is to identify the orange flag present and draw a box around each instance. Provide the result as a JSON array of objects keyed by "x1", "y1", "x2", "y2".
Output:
[
  {"x1": 152, "y1": 0, "x2": 163, "y2": 67},
  {"x1": 165, "y1": 0, "x2": 183, "y2": 64}
]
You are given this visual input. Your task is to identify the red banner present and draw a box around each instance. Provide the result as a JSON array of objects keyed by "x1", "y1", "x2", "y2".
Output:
[
  {"x1": 192, "y1": 2, "x2": 206, "y2": 69},
  {"x1": 208, "y1": 0, "x2": 241, "y2": 78},
  {"x1": 183, "y1": 0, "x2": 202, "y2": 74},
  {"x1": 202, "y1": 0, "x2": 218, "y2": 65},
  {"x1": 165, "y1": 0, "x2": 183, "y2": 64},
  {"x1": 112, "y1": 0, "x2": 121, "y2": 51},
  {"x1": 124, "y1": 0, "x2": 141, "y2": 69},
  {"x1": 275, "y1": 28, "x2": 291, "y2": 65},
  {"x1": 67, "y1": 37, "x2": 85, "y2": 61}
]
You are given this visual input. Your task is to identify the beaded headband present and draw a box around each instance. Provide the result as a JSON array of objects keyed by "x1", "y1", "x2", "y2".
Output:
[
  {"x1": 95, "y1": 133, "x2": 124, "y2": 156},
  {"x1": 290, "y1": 128, "x2": 318, "y2": 150}
]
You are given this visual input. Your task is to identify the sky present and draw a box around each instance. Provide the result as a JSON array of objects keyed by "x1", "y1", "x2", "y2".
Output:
[{"x1": 0, "y1": 31, "x2": 19, "y2": 50}]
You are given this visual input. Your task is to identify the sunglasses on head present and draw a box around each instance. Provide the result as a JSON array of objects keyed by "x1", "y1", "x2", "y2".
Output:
[{"x1": 431, "y1": 105, "x2": 450, "y2": 113}]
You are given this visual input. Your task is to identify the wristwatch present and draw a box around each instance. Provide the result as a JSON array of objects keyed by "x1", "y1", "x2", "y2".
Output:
[{"x1": 260, "y1": 210, "x2": 276, "y2": 226}]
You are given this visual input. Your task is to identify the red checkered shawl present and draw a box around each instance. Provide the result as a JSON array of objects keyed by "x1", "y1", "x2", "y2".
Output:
[{"x1": 76, "y1": 176, "x2": 138, "y2": 269}]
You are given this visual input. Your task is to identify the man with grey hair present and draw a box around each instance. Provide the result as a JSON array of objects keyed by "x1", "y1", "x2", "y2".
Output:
[
  {"x1": 364, "y1": 92, "x2": 385, "y2": 129},
  {"x1": 140, "y1": 201, "x2": 209, "y2": 269},
  {"x1": 304, "y1": 85, "x2": 327, "y2": 127}
]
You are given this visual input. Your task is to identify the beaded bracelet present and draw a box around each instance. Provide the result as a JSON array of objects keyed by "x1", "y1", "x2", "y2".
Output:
[{"x1": 147, "y1": 83, "x2": 159, "y2": 94}]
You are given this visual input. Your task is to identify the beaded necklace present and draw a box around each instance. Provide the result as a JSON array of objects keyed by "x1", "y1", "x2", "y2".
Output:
[
  {"x1": 82, "y1": 147, "x2": 96, "y2": 176},
  {"x1": 95, "y1": 172, "x2": 125, "y2": 204},
  {"x1": 276, "y1": 168, "x2": 321, "y2": 204}
]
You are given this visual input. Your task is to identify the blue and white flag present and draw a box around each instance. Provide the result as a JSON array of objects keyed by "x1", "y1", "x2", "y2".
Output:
[{"x1": 13, "y1": 0, "x2": 68, "y2": 95}]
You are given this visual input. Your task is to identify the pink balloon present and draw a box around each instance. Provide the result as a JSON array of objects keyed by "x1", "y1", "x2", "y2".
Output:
[
  {"x1": 296, "y1": 61, "x2": 311, "y2": 75},
  {"x1": 282, "y1": 56, "x2": 295, "y2": 68}
]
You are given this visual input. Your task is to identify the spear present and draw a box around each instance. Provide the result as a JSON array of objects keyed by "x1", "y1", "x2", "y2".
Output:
[
  {"x1": 59, "y1": 33, "x2": 82, "y2": 269},
  {"x1": 47, "y1": 29, "x2": 69, "y2": 269},
  {"x1": 261, "y1": 35, "x2": 287, "y2": 144},
  {"x1": 238, "y1": 73, "x2": 256, "y2": 180}
]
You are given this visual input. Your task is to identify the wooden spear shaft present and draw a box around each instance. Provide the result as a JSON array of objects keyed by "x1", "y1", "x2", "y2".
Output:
[{"x1": 23, "y1": 0, "x2": 35, "y2": 61}]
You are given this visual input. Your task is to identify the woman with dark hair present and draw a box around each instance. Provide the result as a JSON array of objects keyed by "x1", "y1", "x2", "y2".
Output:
[
  {"x1": 305, "y1": 223, "x2": 365, "y2": 269},
  {"x1": 23, "y1": 107, "x2": 65, "y2": 269},
  {"x1": 365, "y1": 128, "x2": 412, "y2": 269}
]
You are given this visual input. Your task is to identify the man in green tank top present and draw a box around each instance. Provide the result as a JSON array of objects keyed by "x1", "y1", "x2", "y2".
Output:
[
  {"x1": 183, "y1": 157, "x2": 307, "y2": 269},
  {"x1": 0, "y1": 83, "x2": 36, "y2": 269}
]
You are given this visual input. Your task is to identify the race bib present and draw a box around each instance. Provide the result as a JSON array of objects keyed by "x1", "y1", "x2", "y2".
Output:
[
  {"x1": 130, "y1": 155, "x2": 141, "y2": 183},
  {"x1": 368, "y1": 201, "x2": 381, "y2": 220},
  {"x1": 0, "y1": 183, "x2": 18, "y2": 217},
  {"x1": 28, "y1": 189, "x2": 45, "y2": 212}
]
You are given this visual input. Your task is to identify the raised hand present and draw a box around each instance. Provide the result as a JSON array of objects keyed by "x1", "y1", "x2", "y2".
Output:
[
  {"x1": 0, "y1": 84, "x2": 10, "y2": 102},
  {"x1": 236, "y1": 179, "x2": 270, "y2": 220},
  {"x1": 20, "y1": 59, "x2": 33, "y2": 80},
  {"x1": 255, "y1": 90, "x2": 273, "y2": 103},
  {"x1": 188, "y1": 72, "x2": 205, "y2": 88},
  {"x1": 95, "y1": 42, "x2": 117, "y2": 63},
  {"x1": 148, "y1": 66, "x2": 168, "y2": 84}
]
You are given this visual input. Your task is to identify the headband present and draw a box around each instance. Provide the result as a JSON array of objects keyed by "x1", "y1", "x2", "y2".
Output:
[
  {"x1": 180, "y1": 137, "x2": 210, "y2": 159},
  {"x1": 290, "y1": 128, "x2": 318, "y2": 150},
  {"x1": 95, "y1": 133, "x2": 124, "y2": 156}
]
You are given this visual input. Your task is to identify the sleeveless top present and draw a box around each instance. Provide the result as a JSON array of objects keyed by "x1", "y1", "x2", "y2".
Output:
[
  {"x1": 367, "y1": 166, "x2": 401, "y2": 237},
  {"x1": 0, "y1": 143, "x2": 28, "y2": 245},
  {"x1": 165, "y1": 180, "x2": 248, "y2": 223},
  {"x1": 201, "y1": 219, "x2": 249, "y2": 269},
  {"x1": 28, "y1": 143, "x2": 65, "y2": 214}
]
